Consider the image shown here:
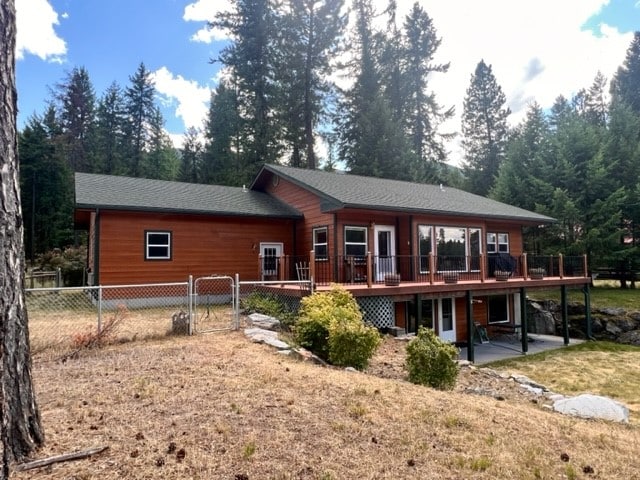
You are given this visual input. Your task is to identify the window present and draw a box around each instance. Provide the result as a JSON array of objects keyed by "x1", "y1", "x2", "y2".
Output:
[
  {"x1": 145, "y1": 231, "x2": 171, "y2": 260},
  {"x1": 418, "y1": 225, "x2": 433, "y2": 272},
  {"x1": 469, "y1": 228, "x2": 481, "y2": 271},
  {"x1": 436, "y1": 226, "x2": 466, "y2": 271},
  {"x1": 487, "y1": 232, "x2": 509, "y2": 253},
  {"x1": 345, "y1": 226, "x2": 367, "y2": 258},
  {"x1": 313, "y1": 227, "x2": 328, "y2": 260},
  {"x1": 488, "y1": 295, "x2": 509, "y2": 324}
]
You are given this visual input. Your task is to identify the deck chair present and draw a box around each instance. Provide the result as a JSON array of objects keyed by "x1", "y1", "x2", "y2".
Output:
[
  {"x1": 474, "y1": 322, "x2": 490, "y2": 344},
  {"x1": 295, "y1": 262, "x2": 313, "y2": 292}
]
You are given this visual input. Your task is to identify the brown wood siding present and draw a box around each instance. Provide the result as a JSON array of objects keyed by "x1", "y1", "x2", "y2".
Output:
[
  {"x1": 96, "y1": 211, "x2": 294, "y2": 285},
  {"x1": 265, "y1": 177, "x2": 333, "y2": 258},
  {"x1": 395, "y1": 302, "x2": 406, "y2": 328}
]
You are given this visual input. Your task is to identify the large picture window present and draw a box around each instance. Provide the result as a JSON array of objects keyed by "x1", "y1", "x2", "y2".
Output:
[
  {"x1": 418, "y1": 225, "x2": 482, "y2": 272},
  {"x1": 345, "y1": 226, "x2": 367, "y2": 258},
  {"x1": 145, "y1": 231, "x2": 171, "y2": 260},
  {"x1": 313, "y1": 227, "x2": 328, "y2": 260}
]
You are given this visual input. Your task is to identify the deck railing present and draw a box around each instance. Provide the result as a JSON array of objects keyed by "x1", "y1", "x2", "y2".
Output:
[{"x1": 260, "y1": 253, "x2": 589, "y2": 287}]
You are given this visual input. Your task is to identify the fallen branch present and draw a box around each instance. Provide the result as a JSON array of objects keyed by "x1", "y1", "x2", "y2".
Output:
[{"x1": 14, "y1": 446, "x2": 109, "y2": 472}]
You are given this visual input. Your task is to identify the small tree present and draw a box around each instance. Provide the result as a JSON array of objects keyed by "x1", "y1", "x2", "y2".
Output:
[{"x1": 406, "y1": 327, "x2": 459, "y2": 390}]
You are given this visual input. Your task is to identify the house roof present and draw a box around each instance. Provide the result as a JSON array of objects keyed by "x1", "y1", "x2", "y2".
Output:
[
  {"x1": 254, "y1": 164, "x2": 555, "y2": 224},
  {"x1": 75, "y1": 173, "x2": 303, "y2": 219}
]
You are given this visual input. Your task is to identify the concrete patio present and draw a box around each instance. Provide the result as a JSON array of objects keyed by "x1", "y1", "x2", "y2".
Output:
[{"x1": 459, "y1": 334, "x2": 585, "y2": 365}]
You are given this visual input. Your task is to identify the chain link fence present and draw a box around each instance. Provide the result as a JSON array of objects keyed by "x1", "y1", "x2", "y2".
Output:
[{"x1": 26, "y1": 277, "x2": 312, "y2": 359}]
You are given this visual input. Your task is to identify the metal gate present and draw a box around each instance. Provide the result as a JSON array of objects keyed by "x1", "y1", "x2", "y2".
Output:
[{"x1": 193, "y1": 276, "x2": 236, "y2": 333}]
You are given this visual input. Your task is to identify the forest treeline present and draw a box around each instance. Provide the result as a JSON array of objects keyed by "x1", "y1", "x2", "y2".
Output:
[{"x1": 18, "y1": 0, "x2": 639, "y2": 274}]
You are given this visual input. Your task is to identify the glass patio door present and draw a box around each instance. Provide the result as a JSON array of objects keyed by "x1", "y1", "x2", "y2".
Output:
[{"x1": 374, "y1": 225, "x2": 395, "y2": 281}]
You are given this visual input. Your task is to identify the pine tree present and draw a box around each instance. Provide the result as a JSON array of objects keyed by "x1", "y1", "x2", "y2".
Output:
[
  {"x1": 401, "y1": 2, "x2": 453, "y2": 178},
  {"x1": 610, "y1": 31, "x2": 640, "y2": 114},
  {"x1": 180, "y1": 126, "x2": 203, "y2": 183},
  {"x1": 274, "y1": 0, "x2": 345, "y2": 169},
  {"x1": 583, "y1": 71, "x2": 609, "y2": 127},
  {"x1": 124, "y1": 63, "x2": 156, "y2": 177},
  {"x1": 202, "y1": 80, "x2": 246, "y2": 186},
  {"x1": 337, "y1": 0, "x2": 412, "y2": 180},
  {"x1": 95, "y1": 82, "x2": 127, "y2": 175},
  {"x1": 55, "y1": 66, "x2": 97, "y2": 172},
  {"x1": 144, "y1": 107, "x2": 179, "y2": 180},
  {"x1": 461, "y1": 59, "x2": 510, "y2": 195},
  {"x1": 212, "y1": 0, "x2": 280, "y2": 175}
]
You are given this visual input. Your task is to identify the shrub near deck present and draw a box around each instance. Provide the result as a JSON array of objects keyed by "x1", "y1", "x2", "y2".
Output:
[{"x1": 295, "y1": 285, "x2": 380, "y2": 369}]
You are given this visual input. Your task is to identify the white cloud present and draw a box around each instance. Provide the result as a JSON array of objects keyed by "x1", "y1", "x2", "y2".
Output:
[
  {"x1": 184, "y1": 0, "x2": 234, "y2": 43},
  {"x1": 15, "y1": 0, "x2": 67, "y2": 61},
  {"x1": 151, "y1": 66, "x2": 211, "y2": 132}
]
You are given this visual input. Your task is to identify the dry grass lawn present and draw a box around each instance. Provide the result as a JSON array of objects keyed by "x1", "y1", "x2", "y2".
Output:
[{"x1": 13, "y1": 332, "x2": 640, "y2": 480}]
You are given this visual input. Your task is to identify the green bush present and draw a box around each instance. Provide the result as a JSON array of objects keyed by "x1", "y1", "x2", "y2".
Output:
[
  {"x1": 406, "y1": 327, "x2": 459, "y2": 390},
  {"x1": 35, "y1": 245, "x2": 87, "y2": 286},
  {"x1": 328, "y1": 317, "x2": 381, "y2": 369},
  {"x1": 240, "y1": 292, "x2": 295, "y2": 329},
  {"x1": 295, "y1": 285, "x2": 380, "y2": 369}
]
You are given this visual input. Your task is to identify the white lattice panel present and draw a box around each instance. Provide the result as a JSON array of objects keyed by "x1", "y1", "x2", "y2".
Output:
[{"x1": 357, "y1": 296, "x2": 394, "y2": 328}]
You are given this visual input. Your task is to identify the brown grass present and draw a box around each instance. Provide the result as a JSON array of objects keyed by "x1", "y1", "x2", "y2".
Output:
[{"x1": 13, "y1": 333, "x2": 639, "y2": 479}]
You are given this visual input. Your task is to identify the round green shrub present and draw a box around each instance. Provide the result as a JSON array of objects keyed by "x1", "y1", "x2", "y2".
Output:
[
  {"x1": 328, "y1": 317, "x2": 380, "y2": 369},
  {"x1": 405, "y1": 327, "x2": 459, "y2": 390},
  {"x1": 295, "y1": 285, "x2": 380, "y2": 368}
]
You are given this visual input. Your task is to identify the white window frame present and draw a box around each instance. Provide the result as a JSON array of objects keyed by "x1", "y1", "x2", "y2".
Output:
[
  {"x1": 344, "y1": 226, "x2": 367, "y2": 259},
  {"x1": 487, "y1": 232, "x2": 509, "y2": 254},
  {"x1": 145, "y1": 231, "x2": 171, "y2": 260},
  {"x1": 313, "y1": 227, "x2": 328, "y2": 261}
]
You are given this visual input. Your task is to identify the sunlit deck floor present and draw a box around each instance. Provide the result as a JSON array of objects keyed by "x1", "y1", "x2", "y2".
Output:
[{"x1": 458, "y1": 334, "x2": 585, "y2": 365}]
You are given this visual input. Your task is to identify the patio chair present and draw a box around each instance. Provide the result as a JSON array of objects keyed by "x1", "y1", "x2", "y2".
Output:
[
  {"x1": 295, "y1": 262, "x2": 313, "y2": 292},
  {"x1": 474, "y1": 322, "x2": 490, "y2": 344}
]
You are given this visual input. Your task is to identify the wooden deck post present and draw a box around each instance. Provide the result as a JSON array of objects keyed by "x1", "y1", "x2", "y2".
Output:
[
  {"x1": 522, "y1": 253, "x2": 528, "y2": 280},
  {"x1": 583, "y1": 254, "x2": 588, "y2": 278},
  {"x1": 559, "y1": 253, "x2": 564, "y2": 278},
  {"x1": 366, "y1": 251, "x2": 373, "y2": 288},
  {"x1": 309, "y1": 250, "x2": 315, "y2": 284},
  {"x1": 480, "y1": 254, "x2": 486, "y2": 283},
  {"x1": 429, "y1": 254, "x2": 435, "y2": 284},
  {"x1": 520, "y1": 287, "x2": 528, "y2": 354}
]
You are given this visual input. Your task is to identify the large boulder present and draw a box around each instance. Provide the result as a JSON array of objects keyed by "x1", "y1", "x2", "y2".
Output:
[
  {"x1": 553, "y1": 394, "x2": 629, "y2": 423},
  {"x1": 528, "y1": 302, "x2": 556, "y2": 334}
]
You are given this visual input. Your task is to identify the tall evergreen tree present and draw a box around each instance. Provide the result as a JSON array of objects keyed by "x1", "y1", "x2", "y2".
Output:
[
  {"x1": 55, "y1": 66, "x2": 97, "y2": 172},
  {"x1": 202, "y1": 79, "x2": 246, "y2": 186},
  {"x1": 338, "y1": 0, "x2": 411, "y2": 180},
  {"x1": 610, "y1": 31, "x2": 640, "y2": 114},
  {"x1": 212, "y1": 0, "x2": 280, "y2": 176},
  {"x1": 95, "y1": 82, "x2": 127, "y2": 175},
  {"x1": 583, "y1": 71, "x2": 609, "y2": 127},
  {"x1": 401, "y1": 2, "x2": 453, "y2": 179},
  {"x1": 180, "y1": 126, "x2": 203, "y2": 183},
  {"x1": 461, "y1": 59, "x2": 510, "y2": 195},
  {"x1": 124, "y1": 63, "x2": 156, "y2": 177},
  {"x1": 274, "y1": 0, "x2": 346, "y2": 169},
  {"x1": 18, "y1": 113, "x2": 74, "y2": 256},
  {"x1": 144, "y1": 107, "x2": 179, "y2": 180}
]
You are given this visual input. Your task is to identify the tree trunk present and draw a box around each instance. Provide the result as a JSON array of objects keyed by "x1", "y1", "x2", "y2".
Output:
[{"x1": 0, "y1": 0, "x2": 45, "y2": 473}]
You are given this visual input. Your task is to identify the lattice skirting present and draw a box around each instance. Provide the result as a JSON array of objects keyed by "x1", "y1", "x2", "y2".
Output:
[{"x1": 356, "y1": 296, "x2": 394, "y2": 328}]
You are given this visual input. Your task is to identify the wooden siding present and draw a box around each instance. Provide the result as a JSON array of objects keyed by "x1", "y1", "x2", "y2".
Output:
[
  {"x1": 265, "y1": 175, "x2": 333, "y2": 258},
  {"x1": 95, "y1": 211, "x2": 294, "y2": 285}
]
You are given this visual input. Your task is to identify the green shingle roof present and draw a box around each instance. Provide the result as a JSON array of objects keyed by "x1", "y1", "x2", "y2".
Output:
[
  {"x1": 75, "y1": 173, "x2": 302, "y2": 219},
  {"x1": 256, "y1": 164, "x2": 555, "y2": 224}
]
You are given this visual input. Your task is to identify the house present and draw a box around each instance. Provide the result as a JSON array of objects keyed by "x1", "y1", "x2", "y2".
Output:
[{"x1": 74, "y1": 164, "x2": 591, "y2": 357}]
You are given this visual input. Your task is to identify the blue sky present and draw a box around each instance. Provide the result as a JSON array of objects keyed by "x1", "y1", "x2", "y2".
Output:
[{"x1": 16, "y1": 0, "x2": 638, "y2": 164}]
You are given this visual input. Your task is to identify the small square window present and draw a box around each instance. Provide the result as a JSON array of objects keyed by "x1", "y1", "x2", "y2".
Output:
[{"x1": 145, "y1": 231, "x2": 171, "y2": 260}]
